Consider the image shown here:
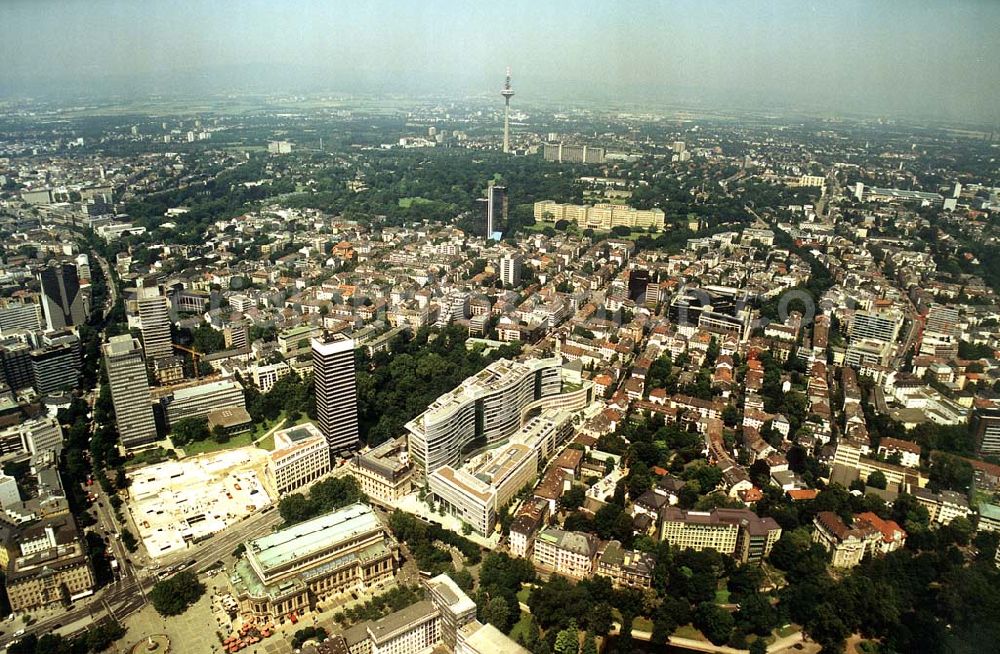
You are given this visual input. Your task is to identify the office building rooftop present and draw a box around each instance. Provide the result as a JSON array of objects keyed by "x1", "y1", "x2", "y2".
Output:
[{"x1": 247, "y1": 503, "x2": 380, "y2": 573}]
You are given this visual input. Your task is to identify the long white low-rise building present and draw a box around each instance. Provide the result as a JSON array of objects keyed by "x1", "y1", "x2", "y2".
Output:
[
  {"x1": 429, "y1": 442, "x2": 537, "y2": 536},
  {"x1": 429, "y1": 408, "x2": 577, "y2": 536}
]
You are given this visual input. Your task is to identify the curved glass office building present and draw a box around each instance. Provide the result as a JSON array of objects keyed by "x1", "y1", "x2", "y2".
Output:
[{"x1": 406, "y1": 357, "x2": 561, "y2": 477}]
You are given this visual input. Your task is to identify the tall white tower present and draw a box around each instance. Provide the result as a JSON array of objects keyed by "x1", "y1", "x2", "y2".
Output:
[
  {"x1": 136, "y1": 283, "x2": 172, "y2": 362},
  {"x1": 312, "y1": 334, "x2": 360, "y2": 456},
  {"x1": 501, "y1": 66, "x2": 515, "y2": 154}
]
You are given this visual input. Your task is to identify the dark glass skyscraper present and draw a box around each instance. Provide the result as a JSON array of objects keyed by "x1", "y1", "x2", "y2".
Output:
[{"x1": 38, "y1": 263, "x2": 86, "y2": 331}]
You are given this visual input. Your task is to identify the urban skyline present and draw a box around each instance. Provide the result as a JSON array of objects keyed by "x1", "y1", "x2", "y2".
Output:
[
  {"x1": 0, "y1": 1, "x2": 998, "y2": 123},
  {"x1": 0, "y1": 3, "x2": 998, "y2": 654}
]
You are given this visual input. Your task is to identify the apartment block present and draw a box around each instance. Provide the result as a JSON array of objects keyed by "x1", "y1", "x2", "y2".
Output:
[
  {"x1": 532, "y1": 527, "x2": 598, "y2": 579},
  {"x1": 660, "y1": 507, "x2": 781, "y2": 563}
]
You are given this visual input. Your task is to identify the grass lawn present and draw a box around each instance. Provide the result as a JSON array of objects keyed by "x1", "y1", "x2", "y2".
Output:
[
  {"x1": 509, "y1": 612, "x2": 534, "y2": 641},
  {"x1": 516, "y1": 587, "x2": 531, "y2": 605},
  {"x1": 182, "y1": 430, "x2": 255, "y2": 456},
  {"x1": 674, "y1": 624, "x2": 707, "y2": 640},
  {"x1": 398, "y1": 196, "x2": 433, "y2": 208},
  {"x1": 248, "y1": 410, "x2": 312, "y2": 443},
  {"x1": 125, "y1": 447, "x2": 175, "y2": 468},
  {"x1": 633, "y1": 617, "x2": 654, "y2": 633},
  {"x1": 714, "y1": 588, "x2": 731, "y2": 604},
  {"x1": 524, "y1": 220, "x2": 555, "y2": 232}
]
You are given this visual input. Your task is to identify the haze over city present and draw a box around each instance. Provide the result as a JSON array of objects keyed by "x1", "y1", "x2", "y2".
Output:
[{"x1": 3, "y1": 0, "x2": 1000, "y2": 122}]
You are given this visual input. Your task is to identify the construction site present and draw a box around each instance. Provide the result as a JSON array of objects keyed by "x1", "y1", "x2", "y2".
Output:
[{"x1": 125, "y1": 447, "x2": 274, "y2": 559}]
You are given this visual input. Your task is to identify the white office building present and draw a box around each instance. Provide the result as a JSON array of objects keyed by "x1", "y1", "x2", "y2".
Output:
[
  {"x1": 103, "y1": 335, "x2": 157, "y2": 449},
  {"x1": 267, "y1": 422, "x2": 332, "y2": 497},
  {"x1": 405, "y1": 357, "x2": 561, "y2": 476}
]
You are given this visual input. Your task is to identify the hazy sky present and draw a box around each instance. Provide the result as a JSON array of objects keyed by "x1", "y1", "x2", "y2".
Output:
[{"x1": 2, "y1": 0, "x2": 999, "y2": 123}]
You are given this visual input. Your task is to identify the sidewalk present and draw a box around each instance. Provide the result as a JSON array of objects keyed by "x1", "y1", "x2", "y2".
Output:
[{"x1": 395, "y1": 493, "x2": 501, "y2": 549}]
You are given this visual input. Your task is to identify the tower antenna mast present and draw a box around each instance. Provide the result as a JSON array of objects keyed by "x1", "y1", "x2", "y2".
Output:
[{"x1": 501, "y1": 66, "x2": 515, "y2": 154}]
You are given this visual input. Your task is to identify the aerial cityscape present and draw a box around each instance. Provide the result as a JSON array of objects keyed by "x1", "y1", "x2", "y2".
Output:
[{"x1": 0, "y1": 1, "x2": 999, "y2": 653}]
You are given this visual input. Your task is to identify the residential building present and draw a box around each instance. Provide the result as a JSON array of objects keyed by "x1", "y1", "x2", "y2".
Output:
[
  {"x1": 103, "y1": 335, "x2": 157, "y2": 449},
  {"x1": 912, "y1": 488, "x2": 973, "y2": 525},
  {"x1": 660, "y1": 507, "x2": 781, "y2": 563},
  {"x1": 977, "y1": 503, "x2": 1000, "y2": 533},
  {"x1": 508, "y1": 499, "x2": 548, "y2": 559},
  {"x1": 596, "y1": 540, "x2": 655, "y2": 589},
  {"x1": 230, "y1": 503, "x2": 397, "y2": 621},
  {"x1": 312, "y1": 334, "x2": 361, "y2": 455},
  {"x1": 251, "y1": 361, "x2": 291, "y2": 392},
  {"x1": 971, "y1": 406, "x2": 1000, "y2": 456},
  {"x1": 532, "y1": 528, "x2": 598, "y2": 579},
  {"x1": 854, "y1": 512, "x2": 907, "y2": 554},
  {"x1": 812, "y1": 511, "x2": 878, "y2": 568},
  {"x1": 153, "y1": 355, "x2": 184, "y2": 385},
  {"x1": 267, "y1": 423, "x2": 332, "y2": 497},
  {"x1": 500, "y1": 254, "x2": 522, "y2": 287},
  {"x1": 876, "y1": 437, "x2": 921, "y2": 469}
]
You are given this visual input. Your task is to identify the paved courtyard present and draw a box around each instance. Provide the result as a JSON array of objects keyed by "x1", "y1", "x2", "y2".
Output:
[
  {"x1": 122, "y1": 575, "x2": 226, "y2": 654},
  {"x1": 118, "y1": 566, "x2": 421, "y2": 654}
]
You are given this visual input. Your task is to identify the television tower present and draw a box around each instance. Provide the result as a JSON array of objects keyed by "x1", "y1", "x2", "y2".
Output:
[{"x1": 501, "y1": 66, "x2": 515, "y2": 153}]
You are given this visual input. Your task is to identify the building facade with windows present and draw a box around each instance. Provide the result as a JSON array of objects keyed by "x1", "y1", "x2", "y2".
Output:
[
  {"x1": 267, "y1": 423, "x2": 332, "y2": 497},
  {"x1": 5, "y1": 515, "x2": 95, "y2": 611},
  {"x1": 312, "y1": 334, "x2": 360, "y2": 455},
  {"x1": 230, "y1": 503, "x2": 397, "y2": 622},
  {"x1": 532, "y1": 528, "x2": 598, "y2": 579},
  {"x1": 347, "y1": 438, "x2": 413, "y2": 506},
  {"x1": 533, "y1": 200, "x2": 665, "y2": 231},
  {"x1": 161, "y1": 378, "x2": 246, "y2": 428},
  {"x1": 405, "y1": 357, "x2": 561, "y2": 477},
  {"x1": 812, "y1": 511, "x2": 879, "y2": 568},
  {"x1": 103, "y1": 335, "x2": 158, "y2": 450},
  {"x1": 660, "y1": 507, "x2": 781, "y2": 563}
]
